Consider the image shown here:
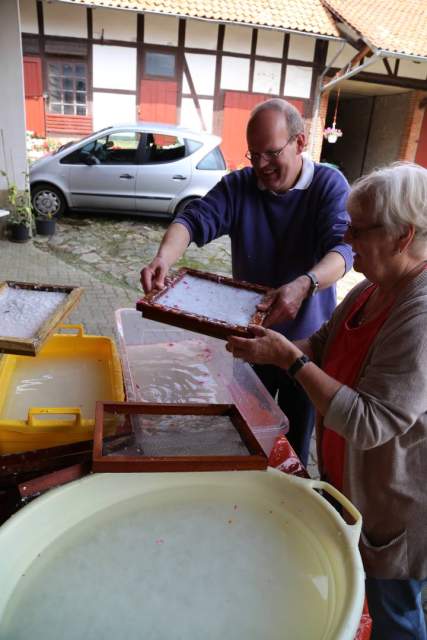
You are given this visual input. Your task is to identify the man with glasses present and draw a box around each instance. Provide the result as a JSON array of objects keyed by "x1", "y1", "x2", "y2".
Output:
[{"x1": 141, "y1": 98, "x2": 352, "y2": 466}]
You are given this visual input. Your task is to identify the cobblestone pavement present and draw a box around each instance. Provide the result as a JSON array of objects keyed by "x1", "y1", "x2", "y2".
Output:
[{"x1": 31, "y1": 213, "x2": 363, "y2": 302}]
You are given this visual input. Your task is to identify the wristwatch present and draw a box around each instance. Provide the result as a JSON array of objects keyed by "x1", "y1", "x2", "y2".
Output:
[
  {"x1": 304, "y1": 271, "x2": 319, "y2": 297},
  {"x1": 287, "y1": 354, "x2": 311, "y2": 378}
]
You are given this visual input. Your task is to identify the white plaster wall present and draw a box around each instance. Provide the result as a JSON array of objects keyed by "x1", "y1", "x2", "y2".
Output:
[
  {"x1": 288, "y1": 34, "x2": 316, "y2": 62},
  {"x1": 220, "y1": 56, "x2": 250, "y2": 91},
  {"x1": 364, "y1": 58, "x2": 391, "y2": 75},
  {"x1": 253, "y1": 60, "x2": 281, "y2": 94},
  {"x1": 284, "y1": 65, "x2": 312, "y2": 99},
  {"x1": 180, "y1": 97, "x2": 213, "y2": 133},
  {"x1": 397, "y1": 59, "x2": 427, "y2": 80},
  {"x1": 256, "y1": 29, "x2": 284, "y2": 58},
  {"x1": 0, "y1": 0, "x2": 27, "y2": 193},
  {"x1": 183, "y1": 53, "x2": 216, "y2": 96},
  {"x1": 92, "y1": 92, "x2": 136, "y2": 130},
  {"x1": 92, "y1": 7, "x2": 137, "y2": 42},
  {"x1": 185, "y1": 19, "x2": 218, "y2": 50},
  {"x1": 326, "y1": 41, "x2": 357, "y2": 67},
  {"x1": 144, "y1": 14, "x2": 178, "y2": 46},
  {"x1": 43, "y1": 1, "x2": 87, "y2": 38},
  {"x1": 93, "y1": 45, "x2": 137, "y2": 91},
  {"x1": 18, "y1": 0, "x2": 38, "y2": 34},
  {"x1": 223, "y1": 24, "x2": 252, "y2": 54}
]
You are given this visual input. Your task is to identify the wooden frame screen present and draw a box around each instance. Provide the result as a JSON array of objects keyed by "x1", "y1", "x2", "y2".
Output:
[
  {"x1": 0, "y1": 281, "x2": 83, "y2": 356},
  {"x1": 136, "y1": 268, "x2": 271, "y2": 340},
  {"x1": 93, "y1": 401, "x2": 268, "y2": 472}
]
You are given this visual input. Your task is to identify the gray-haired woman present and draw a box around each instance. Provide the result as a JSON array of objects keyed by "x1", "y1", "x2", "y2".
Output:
[{"x1": 227, "y1": 162, "x2": 427, "y2": 639}]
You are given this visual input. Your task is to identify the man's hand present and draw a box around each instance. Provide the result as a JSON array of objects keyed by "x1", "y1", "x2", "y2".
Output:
[
  {"x1": 258, "y1": 276, "x2": 310, "y2": 327},
  {"x1": 140, "y1": 222, "x2": 192, "y2": 293},
  {"x1": 140, "y1": 257, "x2": 170, "y2": 293},
  {"x1": 226, "y1": 325, "x2": 299, "y2": 368}
]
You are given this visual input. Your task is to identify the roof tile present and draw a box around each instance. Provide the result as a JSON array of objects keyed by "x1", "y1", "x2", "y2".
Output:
[
  {"x1": 323, "y1": 0, "x2": 427, "y2": 58},
  {"x1": 60, "y1": 0, "x2": 340, "y2": 37}
]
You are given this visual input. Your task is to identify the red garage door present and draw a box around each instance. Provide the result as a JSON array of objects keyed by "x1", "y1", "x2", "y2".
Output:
[
  {"x1": 138, "y1": 79, "x2": 178, "y2": 124},
  {"x1": 221, "y1": 92, "x2": 304, "y2": 170}
]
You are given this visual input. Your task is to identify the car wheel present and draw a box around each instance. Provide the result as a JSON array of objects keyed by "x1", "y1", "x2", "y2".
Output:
[
  {"x1": 173, "y1": 196, "x2": 199, "y2": 218},
  {"x1": 31, "y1": 184, "x2": 66, "y2": 218}
]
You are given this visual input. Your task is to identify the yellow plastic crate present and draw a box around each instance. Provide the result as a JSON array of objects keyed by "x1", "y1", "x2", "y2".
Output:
[{"x1": 0, "y1": 325, "x2": 124, "y2": 454}]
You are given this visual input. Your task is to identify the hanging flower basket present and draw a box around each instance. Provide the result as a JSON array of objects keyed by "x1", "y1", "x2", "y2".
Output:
[{"x1": 323, "y1": 126, "x2": 343, "y2": 144}]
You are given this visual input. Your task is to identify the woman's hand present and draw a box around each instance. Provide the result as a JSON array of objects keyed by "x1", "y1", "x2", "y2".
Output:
[
  {"x1": 257, "y1": 277, "x2": 310, "y2": 327},
  {"x1": 226, "y1": 325, "x2": 300, "y2": 368}
]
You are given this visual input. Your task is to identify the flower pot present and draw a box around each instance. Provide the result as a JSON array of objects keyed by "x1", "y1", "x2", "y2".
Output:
[
  {"x1": 327, "y1": 133, "x2": 338, "y2": 143},
  {"x1": 35, "y1": 217, "x2": 56, "y2": 236},
  {"x1": 0, "y1": 209, "x2": 9, "y2": 240},
  {"x1": 8, "y1": 222, "x2": 31, "y2": 244}
]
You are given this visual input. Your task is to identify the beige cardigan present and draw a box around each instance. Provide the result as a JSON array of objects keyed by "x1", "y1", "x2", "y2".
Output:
[{"x1": 309, "y1": 270, "x2": 427, "y2": 579}]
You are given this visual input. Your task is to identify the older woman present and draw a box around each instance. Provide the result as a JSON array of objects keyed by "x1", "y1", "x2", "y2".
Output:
[{"x1": 227, "y1": 162, "x2": 427, "y2": 639}]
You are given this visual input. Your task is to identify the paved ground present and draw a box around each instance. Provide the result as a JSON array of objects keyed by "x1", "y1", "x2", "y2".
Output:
[{"x1": 28, "y1": 212, "x2": 363, "y2": 332}]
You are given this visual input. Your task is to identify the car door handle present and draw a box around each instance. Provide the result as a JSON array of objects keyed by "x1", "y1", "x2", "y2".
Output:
[
  {"x1": 119, "y1": 173, "x2": 135, "y2": 179},
  {"x1": 172, "y1": 175, "x2": 187, "y2": 180}
]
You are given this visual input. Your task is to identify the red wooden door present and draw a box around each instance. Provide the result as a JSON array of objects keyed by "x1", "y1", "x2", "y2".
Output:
[
  {"x1": 138, "y1": 79, "x2": 178, "y2": 124},
  {"x1": 221, "y1": 92, "x2": 304, "y2": 170},
  {"x1": 23, "y1": 56, "x2": 45, "y2": 138},
  {"x1": 415, "y1": 107, "x2": 427, "y2": 168}
]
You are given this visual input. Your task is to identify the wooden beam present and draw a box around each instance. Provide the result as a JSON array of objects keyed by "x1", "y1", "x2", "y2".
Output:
[{"x1": 183, "y1": 58, "x2": 206, "y2": 131}]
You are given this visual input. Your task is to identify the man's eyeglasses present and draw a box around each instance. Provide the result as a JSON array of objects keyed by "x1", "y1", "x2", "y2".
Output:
[
  {"x1": 245, "y1": 136, "x2": 295, "y2": 163},
  {"x1": 346, "y1": 223, "x2": 383, "y2": 239}
]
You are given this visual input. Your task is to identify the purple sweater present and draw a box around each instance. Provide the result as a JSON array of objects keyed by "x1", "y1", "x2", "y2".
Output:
[{"x1": 175, "y1": 163, "x2": 352, "y2": 340}]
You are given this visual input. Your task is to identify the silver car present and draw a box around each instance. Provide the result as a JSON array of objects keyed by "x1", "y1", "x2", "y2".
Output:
[{"x1": 30, "y1": 123, "x2": 227, "y2": 218}]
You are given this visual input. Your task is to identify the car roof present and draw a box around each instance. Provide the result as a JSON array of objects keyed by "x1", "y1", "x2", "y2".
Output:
[{"x1": 100, "y1": 123, "x2": 222, "y2": 144}]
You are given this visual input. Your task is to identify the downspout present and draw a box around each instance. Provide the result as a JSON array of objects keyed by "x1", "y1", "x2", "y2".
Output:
[
  {"x1": 322, "y1": 53, "x2": 380, "y2": 92},
  {"x1": 309, "y1": 42, "x2": 346, "y2": 155}
]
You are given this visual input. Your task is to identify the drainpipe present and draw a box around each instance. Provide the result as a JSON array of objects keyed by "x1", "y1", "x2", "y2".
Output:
[
  {"x1": 322, "y1": 53, "x2": 380, "y2": 92},
  {"x1": 309, "y1": 42, "x2": 346, "y2": 156}
]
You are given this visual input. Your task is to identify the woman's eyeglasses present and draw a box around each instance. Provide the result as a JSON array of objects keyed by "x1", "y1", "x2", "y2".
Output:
[{"x1": 346, "y1": 224, "x2": 384, "y2": 239}]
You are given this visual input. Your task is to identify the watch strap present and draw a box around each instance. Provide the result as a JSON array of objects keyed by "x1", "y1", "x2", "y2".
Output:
[
  {"x1": 304, "y1": 271, "x2": 319, "y2": 296},
  {"x1": 287, "y1": 354, "x2": 311, "y2": 378}
]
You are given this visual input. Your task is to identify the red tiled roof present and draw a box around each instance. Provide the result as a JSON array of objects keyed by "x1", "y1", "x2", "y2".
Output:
[
  {"x1": 323, "y1": 0, "x2": 427, "y2": 58},
  {"x1": 58, "y1": 0, "x2": 341, "y2": 37}
]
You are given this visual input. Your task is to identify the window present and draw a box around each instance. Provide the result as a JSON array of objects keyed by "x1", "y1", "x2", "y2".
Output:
[
  {"x1": 186, "y1": 139, "x2": 203, "y2": 155},
  {"x1": 47, "y1": 60, "x2": 88, "y2": 116},
  {"x1": 143, "y1": 133, "x2": 186, "y2": 164},
  {"x1": 62, "y1": 131, "x2": 142, "y2": 165},
  {"x1": 144, "y1": 51, "x2": 176, "y2": 78},
  {"x1": 197, "y1": 147, "x2": 226, "y2": 170}
]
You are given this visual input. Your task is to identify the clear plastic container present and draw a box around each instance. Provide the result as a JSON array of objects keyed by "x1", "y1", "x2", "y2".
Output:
[{"x1": 115, "y1": 309, "x2": 288, "y2": 455}]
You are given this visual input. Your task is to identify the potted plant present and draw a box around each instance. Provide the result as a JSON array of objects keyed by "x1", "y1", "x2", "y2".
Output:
[
  {"x1": 35, "y1": 210, "x2": 56, "y2": 236},
  {"x1": 1, "y1": 129, "x2": 33, "y2": 242},
  {"x1": 0, "y1": 172, "x2": 33, "y2": 243},
  {"x1": 323, "y1": 125, "x2": 343, "y2": 144}
]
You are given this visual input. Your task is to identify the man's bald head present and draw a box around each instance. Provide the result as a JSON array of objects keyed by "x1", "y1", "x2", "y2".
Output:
[{"x1": 247, "y1": 98, "x2": 304, "y2": 138}]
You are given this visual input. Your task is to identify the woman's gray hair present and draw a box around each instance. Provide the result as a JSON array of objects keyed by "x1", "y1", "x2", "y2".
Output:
[
  {"x1": 248, "y1": 98, "x2": 304, "y2": 137},
  {"x1": 348, "y1": 162, "x2": 427, "y2": 246}
]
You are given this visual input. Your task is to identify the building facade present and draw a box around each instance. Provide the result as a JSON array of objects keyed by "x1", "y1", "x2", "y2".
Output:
[{"x1": 15, "y1": 0, "x2": 427, "y2": 174}]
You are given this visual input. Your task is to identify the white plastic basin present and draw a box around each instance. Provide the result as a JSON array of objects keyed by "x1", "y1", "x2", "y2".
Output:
[{"x1": 0, "y1": 469, "x2": 364, "y2": 639}]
